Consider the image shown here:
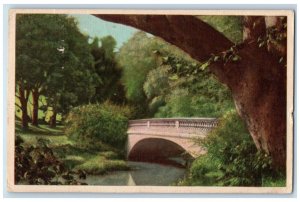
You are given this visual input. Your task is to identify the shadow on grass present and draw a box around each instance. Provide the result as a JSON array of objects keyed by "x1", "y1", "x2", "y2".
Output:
[{"x1": 15, "y1": 120, "x2": 64, "y2": 136}]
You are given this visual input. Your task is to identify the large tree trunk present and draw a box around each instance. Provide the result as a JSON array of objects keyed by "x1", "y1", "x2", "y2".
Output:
[
  {"x1": 31, "y1": 88, "x2": 39, "y2": 126},
  {"x1": 239, "y1": 17, "x2": 286, "y2": 169},
  {"x1": 95, "y1": 15, "x2": 287, "y2": 170},
  {"x1": 18, "y1": 85, "x2": 29, "y2": 129},
  {"x1": 210, "y1": 42, "x2": 286, "y2": 170}
]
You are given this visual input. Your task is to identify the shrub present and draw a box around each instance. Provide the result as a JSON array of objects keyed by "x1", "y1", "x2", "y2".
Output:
[
  {"x1": 15, "y1": 136, "x2": 84, "y2": 185},
  {"x1": 65, "y1": 102, "x2": 130, "y2": 150},
  {"x1": 186, "y1": 155, "x2": 223, "y2": 186},
  {"x1": 202, "y1": 110, "x2": 275, "y2": 186},
  {"x1": 183, "y1": 110, "x2": 281, "y2": 186}
]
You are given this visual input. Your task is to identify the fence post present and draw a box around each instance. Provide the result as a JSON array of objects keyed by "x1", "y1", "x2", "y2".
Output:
[{"x1": 175, "y1": 120, "x2": 179, "y2": 129}]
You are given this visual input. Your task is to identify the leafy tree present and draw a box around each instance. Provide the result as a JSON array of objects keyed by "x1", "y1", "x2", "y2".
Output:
[
  {"x1": 118, "y1": 31, "x2": 223, "y2": 118},
  {"x1": 143, "y1": 65, "x2": 170, "y2": 100},
  {"x1": 16, "y1": 14, "x2": 98, "y2": 127},
  {"x1": 142, "y1": 50, "x2": 234, "y2": 118},
  {"x1": 43, "y1": 58, "x2": 100, "y2": 127},
  {"x1": 90, "y1": 36, "x2": 126, "y2": 104},
  {"x1": 117, "y1": 32, "x2": 160, "y2": 104}
]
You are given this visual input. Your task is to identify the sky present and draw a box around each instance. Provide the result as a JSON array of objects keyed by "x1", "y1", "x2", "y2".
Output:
[{"x1": 70, "y1": 14, "x2": 139, "y2": 49}]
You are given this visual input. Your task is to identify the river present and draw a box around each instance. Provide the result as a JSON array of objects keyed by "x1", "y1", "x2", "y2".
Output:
[{"x1": 81, "y1": 161, "x2": 186, "y2": 186}]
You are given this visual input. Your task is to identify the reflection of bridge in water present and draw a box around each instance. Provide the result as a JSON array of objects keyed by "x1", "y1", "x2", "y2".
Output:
[{"x1": 127, "y1": 118, "x2": 218, "y2": 160}]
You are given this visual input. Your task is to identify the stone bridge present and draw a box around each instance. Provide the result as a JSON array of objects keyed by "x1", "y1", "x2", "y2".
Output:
[{"x1": 127, "y1": 118, "x2": 218, "y2": 161}]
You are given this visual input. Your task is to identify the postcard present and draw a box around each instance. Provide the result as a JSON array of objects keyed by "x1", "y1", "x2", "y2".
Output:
[{"x1": 7, "y1": 9, "x2": 294, "y2": 193}]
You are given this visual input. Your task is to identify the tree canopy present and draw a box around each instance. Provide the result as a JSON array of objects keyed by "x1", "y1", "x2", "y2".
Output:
[{"x1": 16, "y1": 14, "x2": 101, "y2": 126}]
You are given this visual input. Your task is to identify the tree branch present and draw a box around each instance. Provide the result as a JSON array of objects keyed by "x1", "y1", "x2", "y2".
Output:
[
  {"x1": 94, "y1": 14, "x2": 234, "y2": 61},
  {"x1": 15, "y1": 94, "x2": 21, "y2": 99},
  {"x1": 15, "y1": 103, "x2": 22, "y2": 109}
]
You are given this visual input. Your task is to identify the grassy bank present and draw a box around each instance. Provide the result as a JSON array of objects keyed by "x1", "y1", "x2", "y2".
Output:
[{"x1": 15, "y1": 120, "x2": 130, "y2": 177}]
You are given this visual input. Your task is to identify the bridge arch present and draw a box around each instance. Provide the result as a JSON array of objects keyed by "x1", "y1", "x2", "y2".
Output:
[
  {"x1": 127, "y1": 118, "x2": 218, "y2": 160},
  {"x1": 128, "y1": 137, "x2": 190, "y2": 161}
]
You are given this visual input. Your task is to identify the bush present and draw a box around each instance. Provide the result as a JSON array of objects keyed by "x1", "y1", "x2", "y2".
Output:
[
  {"x1": 15, "y1": 136, "x2": 84, "y2": 185},
  {"x1": 182, "y1": 110, "x2": 282, "y2": 186},
  {"x1": 202, "y1": 110, "x2": 275, "y2": 186},
  {"x1": 180, "y1": 155, "x2": 223, "y2": 186},
  {"x1": 65, "y1": 102, "x2": 130, "y2": 150}
]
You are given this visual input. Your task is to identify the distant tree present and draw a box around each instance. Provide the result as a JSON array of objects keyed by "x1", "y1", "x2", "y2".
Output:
[
  {"x1": 117, "y1": 32, "x2": 160, "y2": 103},
  {"x1": 143, "y1": 52, "x2": 234, "y2": 118},
  {"x1": 118, "y1": 32, "x2": 174, "y2": 118},
  {"x1": 90, "y1": 36, "x2": 126, "y2": 104},
  {"x1": 143, "y1": 65, "x2": 170, "y2": 100}
]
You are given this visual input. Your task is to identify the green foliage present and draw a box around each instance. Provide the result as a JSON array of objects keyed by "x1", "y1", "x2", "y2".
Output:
[
  {"x1": 198, "y1": 16, "x2": 243, "y2": 44},
  {"x1": 118, "y1": 32, "x2": 192, "y2": 118},
  {"x1": 16, "y1": 14, "x2": 101, "y2": 121},
  {"x1": 262, "y1": 174, "x2": 286, "y2": 187},
  {"x1": 15, "y1": 135, "x2": 85, "y2": 185},
  {"x1": 202, "y1": 110, "x2": 251, "y2": 157},
  {"x1": 148, "y1": 96, "x2": 165, "y2": 115},
  {"x1": 118, "y1": 32, "x2": 160, "y2": 103},
  {"x1": 117, "y1": 31, "x2": 233, "y2": 118},
  {"x1": 202, "y1": 110, "x2": 274, "y2": 186},
  {"x1": 182, "y1": 110, "x2": 284, "y2": 186},
  {"x1": 75, "y1": 155, "x2": 129, "y2": 175},
  {"x1": 178, "y1": 155, "x2": 222, "y2": 186},
  {"x1": 143, "y1": 65, "x2": 170, "y2": 99},
  {"x1": 100, "y1": 35, "x2": 117, "y2": 60},
  {"x1": 65, "y1": 102, "x2": 131, "y2": 149},
  {"x1": 154, "y1": 55, "x2": 234, "y2": 118},
  {"x1": 99, "y1": 101, "x2": 133, "y2": 118},
  {"x1": 155, "y1": 88, "x2": 193, "y2": 117},
  {"x1": 156, "y1": 94, "x2": 226, "y2": 118},
  {"x1": 90, "y1": 36, "x2": 126, "y2": 104}
]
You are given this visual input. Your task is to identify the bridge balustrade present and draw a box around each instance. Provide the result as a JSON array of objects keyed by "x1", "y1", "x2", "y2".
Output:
[{"x1": 128, "y1": 118, "x2": 218, "y2": 137}]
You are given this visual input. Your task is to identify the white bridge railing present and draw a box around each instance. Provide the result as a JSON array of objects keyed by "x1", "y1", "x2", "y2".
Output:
[{"x1": 128, "y1": 118, "x2": 218, "y2": 137}]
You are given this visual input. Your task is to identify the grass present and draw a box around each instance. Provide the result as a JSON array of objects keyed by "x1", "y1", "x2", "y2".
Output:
[
  {"x1": 16, "y1": 120, "x2": 72, "y2": 147},
  {"x1": 75, "y1": 155, "x2": 130, "y2": 175},
  {"x1": 16, "y1": 121, "x2": 130, "y2": 176}
]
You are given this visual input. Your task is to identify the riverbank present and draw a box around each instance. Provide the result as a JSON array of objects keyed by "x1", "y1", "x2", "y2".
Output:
[{"x1": 15, "y1": 121, "x2": 130, "y2": 181}]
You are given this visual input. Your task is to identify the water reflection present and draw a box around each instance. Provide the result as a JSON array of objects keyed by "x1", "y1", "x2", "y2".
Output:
[{"x1": 81, "y1": 161, "x2": 185, "y2": 186}]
